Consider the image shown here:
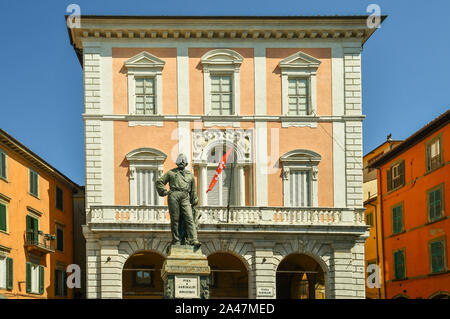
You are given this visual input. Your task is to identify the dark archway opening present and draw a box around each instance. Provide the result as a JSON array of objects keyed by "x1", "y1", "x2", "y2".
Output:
[
  {"x1": 276, "y1": 253, "x2": 325, "y2": 299},
  {"x1": 208, "y1": 252, "x2": 248, "y2": 299},
  {"x1": 122, "y1": 251, "x2": 165, "y2": 299}
]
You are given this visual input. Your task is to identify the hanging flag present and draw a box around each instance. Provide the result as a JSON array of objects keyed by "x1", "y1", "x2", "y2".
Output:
[{"x1": 206, "y1": 146, "x2": 234, "y2": 193}]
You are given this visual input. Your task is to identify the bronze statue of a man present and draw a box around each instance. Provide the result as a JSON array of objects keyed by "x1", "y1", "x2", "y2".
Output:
[{"x1": 156, "y1": 154, "x2": 201, "y2": 247}]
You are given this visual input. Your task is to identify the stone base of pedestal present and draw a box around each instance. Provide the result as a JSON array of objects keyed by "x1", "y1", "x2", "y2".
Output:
[{"x1": 161, "y1": 245, "x2": 210, "y2": 299}]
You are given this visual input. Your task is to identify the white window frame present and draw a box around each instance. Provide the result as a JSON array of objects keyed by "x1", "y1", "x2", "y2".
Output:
[
  {"x1": 30, "y1": 263, "x2": 40, "y2": 294},
  {"x1": 124, "y1": 51, "x2": 165, "y2": 126},
  {"x1": 281, "y1": 149, "x2": 321, "y2": 207},
  {"x1": 279, "y1": 51, "x2": 321, "y2": 127},
  {"x1": 200, "y1": 49, "x2": 243, "y2": 125},
  {"x1": 126, "y1": 148, "x2": 167, "y2": 206}
]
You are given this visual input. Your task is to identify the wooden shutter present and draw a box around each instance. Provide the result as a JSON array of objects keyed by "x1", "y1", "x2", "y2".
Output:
[
  {"x1": 0, "y1": 152, "x2": 5, "y2": 178},
  {"x1": 39, "y1": 265, "x2": 44, "y2": 294},
  {"x1": 54, "y1": 270, "x2": 59, "y2": 296},
  {"x1": 431, "y1": 241, "x2": 444, "y2": 273},
  {"x1": 399, "y1": 161, "x2": 405, "y2": 186},
  {"x1": 26, "y1": 262, "x2": 31, "y2": 293},
  {"x1": 0, "y1": 203, "x2": 6, "y2": 232},
  {"x1": 57, "y1": 228, "x2": 64, "y2": 251},
  {"x1": 387, "y1": 168, "x2": 392, "y2": 191},
  {"x1": 394, "y1": 251, "x2": 405, "y2": 279},
  {"x1": 63, "y1": 271, "x2": 68, "y2": 296},
  {"x1": 6, "y1": 257, "x2": 13, "y2": 290}
]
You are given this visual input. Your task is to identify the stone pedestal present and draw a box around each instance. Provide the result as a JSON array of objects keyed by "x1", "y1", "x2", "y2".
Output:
[{"x1": 161, "y1": 245, "x2": 210, "y2": 299}]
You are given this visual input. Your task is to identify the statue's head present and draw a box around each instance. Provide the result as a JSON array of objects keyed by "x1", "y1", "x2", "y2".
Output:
[{"x1": 176, "y1": 153, "x2": 188, "y2": 170}]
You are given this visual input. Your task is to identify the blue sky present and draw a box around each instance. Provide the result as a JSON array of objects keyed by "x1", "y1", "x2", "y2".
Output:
[{"x1": 0, "y1": 0, "x2": 449, "y2": 185}]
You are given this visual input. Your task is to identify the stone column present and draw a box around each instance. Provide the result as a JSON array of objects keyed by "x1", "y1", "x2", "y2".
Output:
[
  {"x1": 238, "y1": 165, "x2": 245, "y2": 206},
  {"x1": 199, "y1": 164, "x2": 207, "y2": 206},
  {"x1": 100, "y1": 240, "x2": 122, "y2": 299},
  {"x1": 332, "y1": 241, "x2": 358, "y2": 299},
  {"x1": 84, "y1": 227, "x2": 100, "y2": 299},
  {"x1": 253, "y1": 242, "x2": 276, "y2": 299}
]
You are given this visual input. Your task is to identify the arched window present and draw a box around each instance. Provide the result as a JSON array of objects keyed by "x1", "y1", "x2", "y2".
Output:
[
  {"x1": 126, "y1": 148, "x2": 167, "y2": 206},
  {"x1": 192, "y1": 129, "x2": 253, "y2": 206},
  {"x1": 280, "y1": 149, "x2": 321, "y2": 207}
]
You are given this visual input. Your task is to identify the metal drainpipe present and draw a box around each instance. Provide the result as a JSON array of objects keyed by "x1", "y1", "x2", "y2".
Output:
[
  {"x1": 367, "y1": 200, "x2": 381, "y2": 299},
  {"x1": 377, "y1": 167, "x2": 387, "y2": 299}
]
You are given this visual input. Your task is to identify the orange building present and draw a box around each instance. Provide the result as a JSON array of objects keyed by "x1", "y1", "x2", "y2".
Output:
[
  {"x1": 363, "y1": 137, "x2": 402, "y2": 299},
  {"x1": 0, "y1": 129, "x2": 81, "y2": 299},
  {"x1": 370, "y1": 110, "x2": 450, "y2": 299}
]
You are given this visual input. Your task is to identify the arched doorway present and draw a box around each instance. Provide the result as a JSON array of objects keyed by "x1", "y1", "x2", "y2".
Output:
[
  {"x1": 122, "y1": 251, "x2": 165, "y2": 299},
  {"x1": 208, "y1": 252, "x2": 248, "y2": 298},
  {"x1": 276, "y1": 254, "x2": 326, "y2": 299},
  {"x1": 429, "y1": 292, "x2": 449, "y2": 299}
]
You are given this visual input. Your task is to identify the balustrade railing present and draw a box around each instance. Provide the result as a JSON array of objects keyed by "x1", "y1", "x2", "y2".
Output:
[{"x1": 88, "y1": 206, "x2": 365, "y2": 226}]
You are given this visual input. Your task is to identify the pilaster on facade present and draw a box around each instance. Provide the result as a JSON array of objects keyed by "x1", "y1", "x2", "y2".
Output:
[
  {"x1": 253, "y1": 241, "x2": 276, "y2": 299},
  {"x1": 100, "y1": 240, "x2": 122, "y2": 299}
]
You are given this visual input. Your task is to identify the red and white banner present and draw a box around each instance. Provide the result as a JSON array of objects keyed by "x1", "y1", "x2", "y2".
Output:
[{"x1": 206, "y1": 147, "x2": 234, "y2": 193}]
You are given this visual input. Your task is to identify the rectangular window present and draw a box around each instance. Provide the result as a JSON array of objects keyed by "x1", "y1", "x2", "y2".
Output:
[
  {"x1": 0, "y1": 149, "x2": 6, "y2": 180},
  {"x1": 429, "y1": 239, "x2": 446, "y2": 273},
  {"x1": 56, "y1": 186, "x2": 63, "y2": 211},
  {"x1": 135, "y1": 77, "x2": 155, "y2": 115},
  {"x1": 54, "y1": 268, "x2": 67, "y2": 296},
  {"x1": 426, "y1": 137, "x2": 442, "y2": 172},
  {"x1": 428, "y1": 185, "x2": 444, "y2": 222},
  {"x1": 26, "y1": 262, "x2": 43, "y2": 294},
  {"x1": 391, "y1": 204, "x2": 404, "y2": 234},
  {"x1": 290, "y1": 170, "x2": 311, "y2": 207},
  {"x1": 26, "y1": 215, "x2": 39, "y2": 245},
  {"x1": 56, "y1": 226, "x2": 64, "y2": 252},
  {"x1": 135, "y1": 270, "x2": 152, "y2": 286},
  {"x1": 387, "y1": 160, "x2": 405, "y2": 191},
  {"x1": 136, "y1": 169, "x2": 158, "y2": 206},
  {"x1": 0, "y1": 202, "x2": 7, "y2": 232},
  {"x1": 210, "y1": 75, "x2": 232, "y2": 115},
  {"x1": 366, "y1": 212, "x2": 374, "y2": 227},
  {"x1": 29, "y1": 169, "x2": 39, "y2": 197},
  {"x1": 288, "y1": 78, "x2": 309, "y2": 115},
  {"x1": 393, "y1": 249, "x2": 406, "y2": 280}
]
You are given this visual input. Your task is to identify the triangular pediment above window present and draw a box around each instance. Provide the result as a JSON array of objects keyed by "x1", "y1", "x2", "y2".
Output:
[
  {"x1": 124, "y1": 51, "x2": 165, "y2": 69},
  {"x1": 201, "y1": 49, "x2": 244, "y2": 66},
  {"x1": 279, "y1": 51, "x2": 321, "y2": 69}
]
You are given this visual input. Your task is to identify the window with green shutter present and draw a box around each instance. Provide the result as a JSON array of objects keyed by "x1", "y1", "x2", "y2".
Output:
[
  {"x1": 26, "y1": 262, "x2": 31, "y2": 293},
  {"x1": 392, "y1": 204, "x2": 404, "y2": 234},
  {"x1": 0, "y1": 149, "x2": 6, "y2": 180},
  {"x1": 29, "y1": 169, "x2": 38, "y2": 197},
  {"x1": 0, "y1": 202, "x2": 6, "y2": 232},
  {"x1": 55, "y1": 268, "x2": 68, "y2": 297},
  {"x1": 26, "y1": 215, "x2": 39, "y2": 245},
  {"x1": 394, "y1": 249, "x2": 406, "y2": 280},
  {"x1": 366, "y1": 212, "x2": 374, "y2": 227},
  {"x1": 426, "y1": 136, "x2": 443, "y2": 172},
  {"x1": 430, "y1": 240, "x2": 446, "y2": 273},
  {"x1": 39, "y1": 265, "x2": 44, "y2": 294},
  {"x1": 389, "y1": 161, "x2": 405, "y2": 190},
  {"x1": 6, "y1": 257, "x2": 13, "y2": 290},
  {"x1": 428, "y1": 185, "x2": 444, "y2": 222},
  {"x1": 56, "y1": 186, "x2": 63, "y2": 211}
]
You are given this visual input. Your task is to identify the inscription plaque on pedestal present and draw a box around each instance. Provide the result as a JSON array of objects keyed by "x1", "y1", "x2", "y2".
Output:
[{"x1": 175, "y1": 275, "x2": 200, "y2": 298}]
